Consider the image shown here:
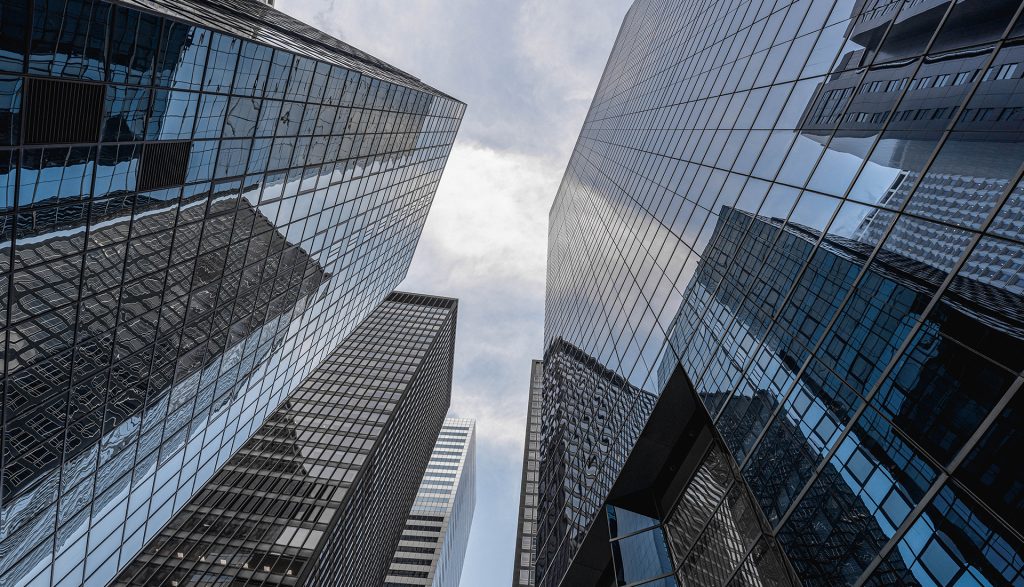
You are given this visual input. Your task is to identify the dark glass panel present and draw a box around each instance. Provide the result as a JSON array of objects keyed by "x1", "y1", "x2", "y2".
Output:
[
  {"x1": 29, "y1": 0, "x2": 108, "y2": 80},
  {"x1": 0, "y1": 76, "x2": 20, "y2": 145},
  {"x1": 108, "y1": 6, "x2": 160, "y2": 85}
]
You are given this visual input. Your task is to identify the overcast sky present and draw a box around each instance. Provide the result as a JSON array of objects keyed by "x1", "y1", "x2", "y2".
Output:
[{"x1": 278, "y1": 0, "x2": 631, "y2": 583}]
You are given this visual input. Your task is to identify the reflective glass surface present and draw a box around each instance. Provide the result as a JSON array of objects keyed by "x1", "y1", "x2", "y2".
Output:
[
  {"x1": 0, "y1": 0, "x2": 464, "y2": 585},
  {"x1": 540, "y1": 0, "x2": 1024, "y2": 585}
]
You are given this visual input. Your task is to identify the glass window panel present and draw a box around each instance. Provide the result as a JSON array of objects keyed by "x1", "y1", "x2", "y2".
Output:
[
  {"x1": 29, "y1": 0, "x2": 108, "y2": 80},
  {"x1": 156, "y1": 22, "x2": 208, "y2": 90}
]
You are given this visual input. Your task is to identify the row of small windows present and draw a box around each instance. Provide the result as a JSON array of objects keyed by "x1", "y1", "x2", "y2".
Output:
[
  {"x1": 823, "y1": 104, "x2": 1024, "y2": 126},
  {"x1": 859, "y1": 63, "x2": 1020, "y2": 97}
]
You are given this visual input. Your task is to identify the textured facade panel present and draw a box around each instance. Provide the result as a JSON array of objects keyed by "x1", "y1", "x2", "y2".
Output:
[
  {"x1": 511, "y1": 360, "x2": 543, "y2": 587},
  {"x1": 0, "y1": 0, "x2": 464, "y2": 585},
  {"x1": 384, "y1": 417, "x2": 476, "y2": 587},
  {"x1": 540, "y1": 0, "x2": 1024, "y2": 585},
  {"x1": 112, "y1": 291, "x2": 457, "y2": 587}
]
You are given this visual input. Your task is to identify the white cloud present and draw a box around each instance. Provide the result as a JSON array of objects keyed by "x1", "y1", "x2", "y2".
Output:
[{"x1": 405, "y1": 142, "x2": 553, "y2": 291}]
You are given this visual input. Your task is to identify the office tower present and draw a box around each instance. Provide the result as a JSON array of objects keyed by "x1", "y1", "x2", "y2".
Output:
[
  {"x1": 385, "y1": 417, "x2": 476, "y2": 587},
  {"x1": 539, "y1": 0, "x2": 1024, "y2": 586},
  {"x1": 511, "y1": 361, "x2": 543, "y2": 587},
  {"x1": 0, "y1": 0, "x2": 464, "y2": 584},
  {"x1": 535, "y1": 339, "x2": 657, "y2": 585},
  {"x1": 113, "y1": 291, "x2": 458, "y2": 587}
]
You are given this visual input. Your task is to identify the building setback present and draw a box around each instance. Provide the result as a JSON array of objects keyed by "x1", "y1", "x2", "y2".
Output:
[
  {"x1": 511, "y1": 361, "x2": 543, "y2": 587},
  {"x1": 0, "y1": 0, "x2": 464, "y2": 584},
  {"x1": 385, "y1": 417, "x2": 476, "y2": 587},
  {"x1": 112, "y1": 291, "x2": 458, "y2": 587},
  {"x1": 538, "y1": 0, "x2": 1024, "y2": 586}
]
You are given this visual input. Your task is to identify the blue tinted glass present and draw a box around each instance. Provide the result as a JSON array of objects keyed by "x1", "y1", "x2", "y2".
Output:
[
  {"x1": 613, "y1": 527, "x2": 674, "y2": 584},
  {"x1": 186, "y1": 141, "x2": 218, "y2": 183},
  {"x1": 215, "y1": 139, "x2": 250, "y2": 179},
  {"x1": 103, "y1": 86, "x2": 149, "y2": 142},
  {"x1": 29, "y1": 0, "x2": 108, "y2": 80},
  {"x1": 148, "y1": 89, "x2": 198, "y2": 140},
  {"x1": 264, "y1": 49, "x2": 292, "y2": 99},
  {"x1": 866, "y1": 483, "x2": 1023, "y2": 586},
  {"x1": 203, "y1": 32, "x2": 239, "y2": 93},
  {"x1": 108, "y1": 6, "x2": 160, "y2": 85},
  {"x1": 194, "y1": 93, "x2": 228, "y2": 139},
  {"x1": 94, "y1": 144, "x2": 139, "y2": 197},
  {"x1": 608, "y1": 505, "x2": 661, "y2": 538},
  {"x1": 19, "y1": 147, "x2": 95, "y2": 207},
  {"x1": 157, "y1": 22, "x2": 208, "y2": 90},
  {"x1": 0, "y1": 149, "x2": 15, "y2": 210},
  {"x1": 0, "y1": 76, "x2": 21, "y2": 145},
  {"x1": 233, "y1": 41, "x2": 272, "y2": 96},
  {"x1": 0, "y1": 0, "x2": 28, "y2": 72},
  {"x1": 286, "y1": 56, "x2": 315, "y2": 101}
]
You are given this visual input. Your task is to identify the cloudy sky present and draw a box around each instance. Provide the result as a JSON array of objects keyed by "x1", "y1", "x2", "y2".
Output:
[{"x1": 278, "y1": 0, "x2": 631, "y2": 583}]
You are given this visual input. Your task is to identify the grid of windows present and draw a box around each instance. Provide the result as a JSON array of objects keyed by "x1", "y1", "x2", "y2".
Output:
[
  {"x1": 540, "y1": 0, "x2": 1024, "y2": 585},
  {"x1": 384, "y1": 418, "x2": 475, "y2": 587},
  {"x1": 112, "y1": 291, "x2": 458, "y2": 587},
  {"x1": 0, "y1": 0, "x2": 464, "y2": 585},
  {"x1": 534, "y1": 340, "x2": 657, "y2": 584},
  {"x1": 511, "y1": 361, "x2": 544, "y2": 587}
]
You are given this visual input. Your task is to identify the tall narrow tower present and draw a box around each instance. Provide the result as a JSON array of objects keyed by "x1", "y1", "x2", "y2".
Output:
[{"x1": 386, "y1": 418, "x2": 477, "y2": 587}]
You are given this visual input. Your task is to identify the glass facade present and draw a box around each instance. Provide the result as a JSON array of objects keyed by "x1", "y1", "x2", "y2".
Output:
[
  {"x1": 511, "y1": 360, "x2": 543, "y2": 587},
  {"x1": 535, "y1": 339, "x2": 658, "y2": 584},
  {"x1": 0, "y1": 0, "x2": 464, "y2": 585},
  {"x1": 385, "y1": 417, "x2": 476, "y2": 587},
  {"x1": 113, "y1": 292, "x2": 458, "y2": 587},
  {"x1": 539, "y1": 0, "x2": 1024, "y2": 586}
]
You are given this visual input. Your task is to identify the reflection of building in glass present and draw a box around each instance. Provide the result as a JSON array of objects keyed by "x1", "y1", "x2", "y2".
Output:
[
  {"x1": 0, "y1": 0, "x2": 464, "y2": 585},
  {"x1": 538, "y1": 0, "x2": 1024, "y2": 585},
  {"x1": 112, "y1": 292, "x2": 458, "y2": 587},
  {"x1": 798, "y1": 0, "x2": 1024, "y2": 291},
  {"x1": 535, "y1": 339, "x2": 658, "y2": 585},
  {"x1": 511, "y1": 361, "x2": 544, "y2": 587},
  {"x1": 385, "y1": 417, "x2": 476, "y2": 587}
]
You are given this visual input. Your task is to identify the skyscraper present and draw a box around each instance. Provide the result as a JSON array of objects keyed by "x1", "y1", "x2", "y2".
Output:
[
  {"x1": 0, "y1": 0, "x2": 464, "y2": 585},
  {"x1": 539, "y1": 0, "x2": 1024, "y2": 585},
  {"x1": 113, "y1": 291, "x2": 458, "y2": 587},
  {"x1": 511, "y1": 360, "x2": 543, "y2": 587},
  {"x1": 385, "y1": 417, "x2": 476, "y2": 587}
]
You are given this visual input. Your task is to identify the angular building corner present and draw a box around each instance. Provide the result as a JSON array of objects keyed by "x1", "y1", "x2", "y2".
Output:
[
  {"x1": 386, "y1": 417, "x2": 476, "y2": 587},
  {"x1": 536, "y1": 0, "x2": 1024, "y2": 586},
  {"x1": 0, "y1": 0, "x2": 464, "y2": 584}
]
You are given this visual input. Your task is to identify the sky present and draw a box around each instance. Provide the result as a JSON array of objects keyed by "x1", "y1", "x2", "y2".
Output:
[{"x1": 277, "y1": 0, "x2": 632, "y2": 583}]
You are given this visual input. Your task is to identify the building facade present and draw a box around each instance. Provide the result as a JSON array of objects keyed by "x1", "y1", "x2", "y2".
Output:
[
  {"x1": 112, "y1": 291, "x2": 458, "y2": 587},
  {"x1": 385, "y1": 417, "x2": 476, "y2": 587},
  {"x1": 511, "y1": 360, "x2": 543, "y2": 587},
  {"x1": 0, "y1": 0, "x2": 464, "y2": 585},
  {"x1": 539, "y1": 0, "x2": 1024, "y2": 586}
]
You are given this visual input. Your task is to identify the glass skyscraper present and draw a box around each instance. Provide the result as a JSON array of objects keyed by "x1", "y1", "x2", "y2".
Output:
[
  {"x1": 385, "y1": 417, "x2": 476, "y2": 587},
  {"x1": 113, "y1": 291, "x2": 458, "y2": 587},
  {"x1": 511, "y1": 360, "x2": 543, "y2": 587},
  {"x1": 539, "y1": 0, "x2": 1024, "y2": 586},
  {"x1": 0, "y1": 0, "x2": 463, "y2": 585}
]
